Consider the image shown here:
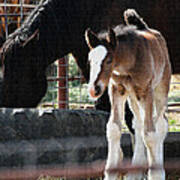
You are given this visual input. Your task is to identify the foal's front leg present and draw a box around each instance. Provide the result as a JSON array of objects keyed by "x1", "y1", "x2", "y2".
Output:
[
  {"x1": 104, "y1": 84, "x2": 127, "y2": 180},
  {"x1": 126, "y1": 98, "x2": 147, "y2": 180}
]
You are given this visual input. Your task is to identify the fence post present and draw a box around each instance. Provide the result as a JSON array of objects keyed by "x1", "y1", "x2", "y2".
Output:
[{"x1": 58, "y1": 57, "x2": 68, "y2": 109}]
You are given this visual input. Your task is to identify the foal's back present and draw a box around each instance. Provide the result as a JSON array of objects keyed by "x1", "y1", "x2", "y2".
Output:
[
  {"x1": 113, "y1": 23, "x2": 171, "y2": 91},
  {"x1": 120, "y1": 9, "x2": 171, "y2": 91}
]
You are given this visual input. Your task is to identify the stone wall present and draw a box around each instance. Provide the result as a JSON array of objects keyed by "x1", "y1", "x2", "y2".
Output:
[{"x1": 0, "y1": 108, "x2": 179, "y2": 168}]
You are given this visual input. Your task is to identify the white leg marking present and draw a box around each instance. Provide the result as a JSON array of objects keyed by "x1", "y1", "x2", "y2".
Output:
[
  {"x1": 125, "y1": 131, "x2": 147, "y2": 180},
  {"x1": 104, "y1": 83, "x2": 127, "y2": 180},
  {"x1": 126, "y1": 99, "x2": 147, "y2": 180},
  {"x1": 106, "y1": 121, "x2": 123, "y2": 169},
  {"x1": 143, "y1": 117, "x2": 168, "y2": 180},
  {"x1": 132, "y1": 118, "x2": 146, "y2": 166},
  {"x1": 104, "y1": 118, "x2": 124, "y2": 180}
]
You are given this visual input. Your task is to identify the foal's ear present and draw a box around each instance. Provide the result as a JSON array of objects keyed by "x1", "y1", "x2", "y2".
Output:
[
  {"x1": 107, "y1": 28, "x2": 116, "y2": 50},
  {"x1": 85, "y1": 28, "x2": 101, "y2": 49}
]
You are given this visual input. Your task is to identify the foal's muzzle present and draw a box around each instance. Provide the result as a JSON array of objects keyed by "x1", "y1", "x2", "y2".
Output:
[
  {"x1": 94, "y1": 85, "x2": 101, "y2": 96},
  {"x1": 89, "y1": 84, "x2": 103, "y2": 99}
]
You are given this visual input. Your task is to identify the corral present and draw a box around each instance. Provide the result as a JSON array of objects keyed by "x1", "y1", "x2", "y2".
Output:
[
  {"x1": 0, "y1": 109, "x2": 180, "y2": 179},
  {"x1": 0, "y1": 0, "x2": 180, "y2": 179}
]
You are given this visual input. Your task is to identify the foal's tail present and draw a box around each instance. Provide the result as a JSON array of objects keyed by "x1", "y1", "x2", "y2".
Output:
[{"x1": 124, "y1": 9, "x2": 148, "y2": 30}]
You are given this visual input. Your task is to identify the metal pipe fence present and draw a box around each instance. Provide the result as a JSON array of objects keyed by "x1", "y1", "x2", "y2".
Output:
[
  {"x1": 0, "y1": 0, "x2": 94, "y2": 109},
  {"x1": 43, "y1": 56, "x2": 94, "y2": 110},
  {"x1": 0, "y1": 1, "x2": 39, "y2": 39}
]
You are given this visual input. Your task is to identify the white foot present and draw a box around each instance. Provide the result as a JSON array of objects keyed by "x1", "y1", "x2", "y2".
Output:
[
  {"x1": 104, "y1": 171, "x2": 118, "y2": 180},
  {"x1": 148, "y1": 169, "x2": 165, "y2": 180}
]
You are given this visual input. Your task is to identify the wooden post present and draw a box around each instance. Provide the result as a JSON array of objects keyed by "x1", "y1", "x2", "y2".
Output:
[{"x1": 58, "y1": 57, "x2": 68, "y2": 109}]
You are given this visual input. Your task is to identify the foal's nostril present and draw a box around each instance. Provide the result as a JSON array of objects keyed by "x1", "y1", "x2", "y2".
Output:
[{"x1": 95, "y1": 85, "x2": 101, "y2": 96}]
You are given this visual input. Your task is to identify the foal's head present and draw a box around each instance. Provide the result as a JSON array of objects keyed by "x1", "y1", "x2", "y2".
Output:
[{"x1": 85, "y1": 28, "x2": 116, "y2": 99}]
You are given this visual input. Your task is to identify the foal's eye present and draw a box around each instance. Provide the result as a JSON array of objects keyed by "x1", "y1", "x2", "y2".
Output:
[{"x1": 106, "y1": 58, "x2": 112, "y2": 64}]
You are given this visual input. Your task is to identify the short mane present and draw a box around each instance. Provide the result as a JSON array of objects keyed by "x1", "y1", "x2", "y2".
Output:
[{"x1": 98, "y1": 25, "x2": 137, "y2": 41}]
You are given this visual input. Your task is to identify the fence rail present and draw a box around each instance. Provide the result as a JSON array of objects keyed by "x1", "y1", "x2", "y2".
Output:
[
  {"x1": 0, "y1": 160, "x2": 180, "y2": 180},
  {"x1": 0, "y1": 3, "x2": 36, "y2": 8}
]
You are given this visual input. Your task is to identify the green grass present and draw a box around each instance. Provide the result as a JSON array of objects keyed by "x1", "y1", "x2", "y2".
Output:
[{"x1": 168, "y1": 82, "x2": 180, "y2": 132}]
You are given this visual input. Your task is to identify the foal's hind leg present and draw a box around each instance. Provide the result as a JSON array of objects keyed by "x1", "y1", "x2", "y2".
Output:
[
  {"x1": 145, "y1": 83, "x2": 169, "y2": 179},
  {"x1": 140, "y1": 85, "x2": 168, "y2": 180},
  {"x1": 104, "y1": 84, "x2": 127, "y2": 180}
]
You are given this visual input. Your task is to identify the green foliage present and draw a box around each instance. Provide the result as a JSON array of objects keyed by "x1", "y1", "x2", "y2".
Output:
[
  {"x1": 41, "y1": 55, "x2": 93, "y2": 108},
  {"x1": 169, "y1": 118, "x2": 176, "y2": 125},
  {"x1": 168, "y1": 88, "x2": 180, "y2": 132},
  {"x1": 168, "y1": 117, "x2": 180, "y2": 132},
  {"x1": 69, "y1": 84, "x2": 94, "y2": 105},
  {"x1": 41, "y1": 63, "x2": 58, "y2": 104},
  {"x1": 41, "y1": 81, "x2": 58, "y2": 103},
  {"x1": 68, "y1": 55, "x2": 94, "y2": 107},
  {"x1": 68, "y1": 55, "x2": 79, "y2": 78},
  {"x1": 168, "y1": 91, "x2": 180, "y2": 102}
]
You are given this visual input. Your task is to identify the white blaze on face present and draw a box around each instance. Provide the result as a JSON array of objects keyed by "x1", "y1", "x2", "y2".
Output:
[{"x1": 88, "y1": 45, "x2": 108, "y2": 85}]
